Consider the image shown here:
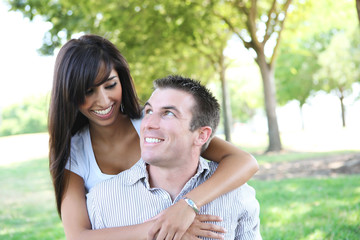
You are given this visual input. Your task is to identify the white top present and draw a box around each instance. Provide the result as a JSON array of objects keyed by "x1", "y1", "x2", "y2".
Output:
[
  {"x1": 65, "y1": 118, "x2": 142, "y2": 192},
  {"x1": 87, "y1": 158, "x2": 262, "y2": 240}
]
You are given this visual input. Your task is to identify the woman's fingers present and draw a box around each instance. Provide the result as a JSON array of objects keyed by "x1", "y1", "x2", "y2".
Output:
[{"x1": 195, "y1": 214, "x2": 223, "y2": 222}]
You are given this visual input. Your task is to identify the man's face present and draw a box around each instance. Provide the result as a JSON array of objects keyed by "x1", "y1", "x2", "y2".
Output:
[{"x1": 140, "y1": 88, "x2": 197, "y2": 168}]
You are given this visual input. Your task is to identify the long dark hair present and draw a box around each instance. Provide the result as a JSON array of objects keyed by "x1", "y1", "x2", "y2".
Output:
[{"x1": 48, "y1": 34, "x2": 141, "y2": 217}]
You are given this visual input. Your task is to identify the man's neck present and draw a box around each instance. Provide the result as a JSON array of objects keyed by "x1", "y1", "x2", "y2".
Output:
[{"x1": 147, "y1": 158, "x2": 200, "y2": 200}]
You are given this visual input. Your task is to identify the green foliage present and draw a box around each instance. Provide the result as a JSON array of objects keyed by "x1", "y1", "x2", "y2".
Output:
[
  {"x1": 315, "y1": 27, "x2": 360, "y2": 96},
  {"x1": 0, "y1": 95, "x2": 49, "y2": 136},
  {"x1": 7, "y1": 0, "x2": 221, "y2": 102},
  {"x1": 276, "y1": 0, "x2": 357, "y2": 106}
]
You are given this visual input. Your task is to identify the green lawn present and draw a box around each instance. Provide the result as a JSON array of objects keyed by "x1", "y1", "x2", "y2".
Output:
[
  {"x1": 249, "y1": 176, "x2": 360, "y2": 239},
  {"x1": 1, "y1": 156, "x2": 359, "y2": 239},
  {"x1": 0, "y1": 158, "x2": 64, "y2": 239}
]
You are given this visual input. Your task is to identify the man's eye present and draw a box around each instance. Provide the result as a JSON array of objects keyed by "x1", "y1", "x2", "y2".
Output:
[
  {"x1": 145, "y1": 109, "x2": 153, "y2": 115},
  {"x1": 164, "y1": 111, "x2": 174, "y2": 116}
]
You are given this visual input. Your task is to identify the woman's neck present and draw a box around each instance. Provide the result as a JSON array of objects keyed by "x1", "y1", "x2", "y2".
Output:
[{"x1": 89, "y1": 113, "x2": 132, "y2": 144}]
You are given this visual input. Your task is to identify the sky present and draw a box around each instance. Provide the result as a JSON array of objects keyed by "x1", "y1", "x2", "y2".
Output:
[{"x1": 0, "y1": 1, "x2": 55, "y2": 108}]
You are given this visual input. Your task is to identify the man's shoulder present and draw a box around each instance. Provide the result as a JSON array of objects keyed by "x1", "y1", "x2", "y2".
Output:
[{"x1": 88, "y1": 159, "x2": 146, "y2": 195}]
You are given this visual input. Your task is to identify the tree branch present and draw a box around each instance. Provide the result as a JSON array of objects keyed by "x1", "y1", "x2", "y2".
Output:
[
  {"x1": 246, "y1": 0, "x2": 261, "y2": 52},
  {"x1": 213, "y1": 10, "x2": 252, "y2": 49},
  {"x1": 270, "y1": 0, "x2": 292, "y2": 67},
  {"x1": 263, "y1": 0, "x2": 277, "y2": 44}
]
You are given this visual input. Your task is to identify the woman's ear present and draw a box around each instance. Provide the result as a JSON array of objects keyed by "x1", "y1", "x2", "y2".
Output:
[{"x1": 194, "y1": 126, "x2": 212, "y2": 147}]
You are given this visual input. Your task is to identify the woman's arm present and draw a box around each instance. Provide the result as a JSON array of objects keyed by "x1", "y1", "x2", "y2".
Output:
[
  {"x1": 188, "y1": 136, "x2": 259, "y2": 207},
  {"x1": 62, "y1": 170, "x2": 225, "y2": 240},
  {"x1": 61, "y1": 170, "x2": 152, "y2": 240},
  {"x1": 147, "y1": 136, "x2": 258, "y2": 240}
]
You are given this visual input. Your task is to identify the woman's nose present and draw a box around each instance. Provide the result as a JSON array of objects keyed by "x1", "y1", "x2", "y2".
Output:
[{"x1": 96, "y1": 88, "x2": 111, "y2": 106}]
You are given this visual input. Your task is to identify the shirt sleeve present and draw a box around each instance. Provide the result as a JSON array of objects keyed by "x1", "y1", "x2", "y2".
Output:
[
  {"x1": 86, "y1": 189, "x2": 105, "y2": 229},
  {"x1": 234, "y1": 185, "x2": 262, "y2": 240},
  {"x1": 65, "y1": 133, "x2": 87, "y2": 179}
]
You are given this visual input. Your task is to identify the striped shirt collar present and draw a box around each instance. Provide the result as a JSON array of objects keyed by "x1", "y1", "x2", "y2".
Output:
[{"x1": 126, "y1": 157, "x2": 212, "y2": 186}]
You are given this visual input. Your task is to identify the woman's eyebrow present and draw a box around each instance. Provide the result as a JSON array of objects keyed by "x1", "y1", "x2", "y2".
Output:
[
  {"x1": 108, "y1": 75, "x2": 117, "y2": 81},
  {"x1": 94, "y1": 75, "x2": 118, "y2": 87}
]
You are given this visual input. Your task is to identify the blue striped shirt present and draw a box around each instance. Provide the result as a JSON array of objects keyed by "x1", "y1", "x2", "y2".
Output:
[{"x1": 87, "y1": 158, "x2": 262, "y2": 240}]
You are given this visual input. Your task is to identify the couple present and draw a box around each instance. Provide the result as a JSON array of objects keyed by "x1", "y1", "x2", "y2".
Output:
[
  {"x1": 86, "y1": 75, "x2": 261, "y2": 239},
  {"x1": 49, "y1": 34, "x2": 261, "y2": 240}
]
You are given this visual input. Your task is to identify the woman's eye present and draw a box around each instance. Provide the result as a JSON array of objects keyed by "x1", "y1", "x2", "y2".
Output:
[
  {"x1": 85, "y1": 88, "x2": 94, "y2": 95},
  {"x1": 105, "y1": 82, "x2": 117, "y2": 89}
]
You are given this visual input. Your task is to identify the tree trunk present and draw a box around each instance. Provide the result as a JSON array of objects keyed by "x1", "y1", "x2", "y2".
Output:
[
  {"x1": 299, "y1": 103, "x2": 305, "y2": 131},
  {"x1": 256, "y1": 51, "x2": 282, "y2": 152},
  {"x1": 340, "y1": 95, "x2": 346, "y2": 127},
  {"x1": 219, "y1": 54, "x2": 232, "y2": 142}
]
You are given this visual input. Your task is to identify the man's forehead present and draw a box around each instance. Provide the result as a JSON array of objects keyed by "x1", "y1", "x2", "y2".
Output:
[{"x1": 148, "y1": 88, "x2": 194, "y2": 110}]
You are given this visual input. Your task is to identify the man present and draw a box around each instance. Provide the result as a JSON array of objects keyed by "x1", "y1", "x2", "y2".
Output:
[{"x1": 87, "y1": 75, "x2": 261, "y2": 239}]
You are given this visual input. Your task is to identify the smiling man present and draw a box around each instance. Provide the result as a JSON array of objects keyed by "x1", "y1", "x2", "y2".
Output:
[{"x1": 86, "y1": 75, "x2": 261, "y2": 239}]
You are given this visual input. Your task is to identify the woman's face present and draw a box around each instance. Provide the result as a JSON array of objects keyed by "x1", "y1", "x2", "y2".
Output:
[{"x1": 78, "y1": 68, "x2": 123, "y2": 128}]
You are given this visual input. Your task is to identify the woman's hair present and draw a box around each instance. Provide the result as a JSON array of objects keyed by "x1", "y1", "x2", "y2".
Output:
[{"x1": 48, "y1": 34, "x2": 141, "y2": 217}]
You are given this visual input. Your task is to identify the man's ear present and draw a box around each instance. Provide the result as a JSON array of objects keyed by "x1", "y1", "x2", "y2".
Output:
[{"x1": 194, "y1": 126, "x2": 212, "y2": 146}]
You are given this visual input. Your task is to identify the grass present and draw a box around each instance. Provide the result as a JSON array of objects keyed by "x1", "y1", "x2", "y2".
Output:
[
  {"x1": 1, "y1": 155, "x2": 359, "y2": 239},
  {"x1": 249, "y1": 176, "x2": 360, "y2": 239},
  {"x1": 0, "y1": 158, "x2": 65, "y2": 240},
  {"x1": 1, "y1": 129, "x2": 359, "y2": 239}
]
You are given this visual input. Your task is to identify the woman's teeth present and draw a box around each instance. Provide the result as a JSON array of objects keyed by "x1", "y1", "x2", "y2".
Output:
[{"x1": 94, "y1": 106, "x2": 112, "y2": 115}]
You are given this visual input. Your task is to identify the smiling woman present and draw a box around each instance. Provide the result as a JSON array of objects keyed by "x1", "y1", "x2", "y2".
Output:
[{"x1": 78, "y1": 69, "x2": 123, "y2": 124}]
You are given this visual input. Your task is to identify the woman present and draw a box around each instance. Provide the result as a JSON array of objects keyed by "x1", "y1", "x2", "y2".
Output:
[{"x1": 48, "y1": 34, "x2": 258, "y2": 240}]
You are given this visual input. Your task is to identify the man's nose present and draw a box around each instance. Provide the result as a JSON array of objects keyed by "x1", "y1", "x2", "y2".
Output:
[{"x1": 144, "y1": 113, "x2": 160, "y2": 129}]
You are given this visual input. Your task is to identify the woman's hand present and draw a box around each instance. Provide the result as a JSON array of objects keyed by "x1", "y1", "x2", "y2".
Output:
[
  {"x1": 147, "y1": 199, "x2": 225, "y2": 240},
  {"x1": 181, "y1": 214, "x2": 226, "y2": 240},
  {"x1": 147, "y1": 199, "x2": 195, "y2": 240}
]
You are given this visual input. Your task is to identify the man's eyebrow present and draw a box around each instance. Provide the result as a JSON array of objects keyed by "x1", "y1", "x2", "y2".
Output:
[
  {"x1": 144, "y1": 102, "x2": 180, "y2": 113},
  {"x1": 162, "y1": 105, "x2": 179, "y2": 111}
]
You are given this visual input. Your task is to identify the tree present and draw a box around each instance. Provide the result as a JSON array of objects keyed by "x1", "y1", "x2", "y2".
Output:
[
  {"x1": 7, "y1": 0, "x2": 209, "y2": 101},
  {"x1": 315, "y1": 29, "x2": 360, "y2": 127},
  {"x1": 0, "y1": 95, "x2": 49, "y2": 136},
  {"x1": 275, "y1": 29, "x2": 335, "y2": 129},
  {"x1": 208, "y1": 0, "x2": 299, "y2": 152},
  {"x1": 357, "y1": 0, "x2": 360, "y2": 24},
  {"x1": 275, "y1": 0, "x2": 357, "y2": 130},
  {"x1": 186, "y1": 11, "x2": 234, "y2": 141}
]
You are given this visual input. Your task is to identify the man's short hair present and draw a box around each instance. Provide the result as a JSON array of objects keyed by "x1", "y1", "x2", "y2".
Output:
[{"x1": 153, "y1": 75, "x2": 220, "y2": 152}]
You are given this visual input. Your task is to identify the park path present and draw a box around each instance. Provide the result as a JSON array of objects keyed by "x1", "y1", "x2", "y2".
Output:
[
  {"x1": 0, "y1": 133, "x2": 49, "y2": 166},
  {"x1": 253, "y1": 152, "x2": 360, "y2": 180}
]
